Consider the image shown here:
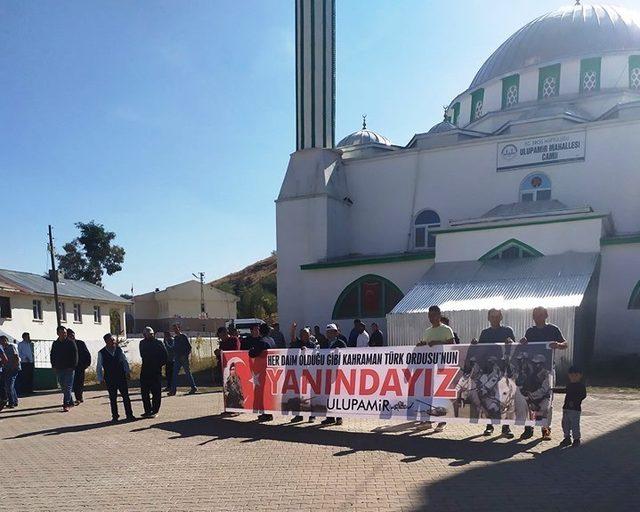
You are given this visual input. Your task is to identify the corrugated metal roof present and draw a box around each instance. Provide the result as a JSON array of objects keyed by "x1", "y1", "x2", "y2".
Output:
[
  {"x1": 390, "y1": 252, "x2": 598, "y2": 314},
  {"x1": 0, "y1": 269, "x2": 129, "y2": 304}
]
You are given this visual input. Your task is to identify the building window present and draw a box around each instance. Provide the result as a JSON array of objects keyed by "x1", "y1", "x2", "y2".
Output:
[
  {"x1": 32, "y1": 299, "x2": 43, "y2": 321},
  {"x1": 451, "y1": 102, "x2": 460, "y2": 125},
  {"x1": 0, "y1": 297, "x2": 11, "y2": 319},
  {"x1": 502, "y1": 74, "x2": 520, "y2": 109},
  {"x1": 629, "y1": 281, "x2": 640, "y2": 309},
  {"x1": 59, "y1": 302, "x2": 67, "y2": 323},
  {"x1": 538, "y1": 64, "x2": 561, "y2": 100},
  {"x1": 414, "y1": 209, "x2": 441, "y2": 249},
  {"x1": 580, "y1": 57, "x2": 601, "y2": 94},
  {"x1": 520, "y1": 173, "x2": 551, "y2": 202},
  {"x1": 480, "y1": 239, "x2": 544, "y2": 261},
  {"x1": 93, "y1": 305, "x2": 102, "y2": 324},
  {"x1": 470, "y1": 89, "x2": 484, "y2": 122},
  {"x1": 629, "y1": 56, "x2": 640, "y2": 90},
  {"x1": 73, "y1": 303, "x2": 82, "y2": 323},
  {"x1": 332, "y1": 274, "x2": 404, "y2": 320}
]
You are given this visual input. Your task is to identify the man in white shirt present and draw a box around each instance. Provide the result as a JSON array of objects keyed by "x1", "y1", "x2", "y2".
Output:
[
  {"x1": 17, "y1": 332, "x2": 34, "y2": 395},
  {"x1": 355, "y1": 322, "x2": 370, "y2": 348}
]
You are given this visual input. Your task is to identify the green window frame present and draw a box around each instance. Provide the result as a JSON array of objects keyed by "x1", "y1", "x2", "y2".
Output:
[
  {"x1": 580, "y1": 57, "x2": 601, "y2": 94},
  {"x1": 629, "y1": 55, "x2": 640, "y2": 90},
  {"x1": 332, "y1": 274, "x2": 404, "y2": 320},
  {"x1": 470, "y1": 89, "x2": 484, "y2": 122},
  {"x1": 538, "y1": 64, "x2": 561, "y2": 100},
  {"x1": 628, "y1": 281, "x2": 640, "y2": 309},
  {"x1": 479, "y1": 239, "x2": 544, "y2": 262},
  {"x1": 502, "y1": 74, "x2": 520, "y2": 109},
  {"x1": 451, "y1": 102, "x2": 460, "y2": 125}
]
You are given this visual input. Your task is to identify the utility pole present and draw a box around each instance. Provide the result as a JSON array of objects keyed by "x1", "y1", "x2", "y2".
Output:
[
  {"x1": 48, "y1": 225, "x2": 62, "y2": 327},
  {"x1": 192, "y1": 272, "x2": 206, "y2": 333}
]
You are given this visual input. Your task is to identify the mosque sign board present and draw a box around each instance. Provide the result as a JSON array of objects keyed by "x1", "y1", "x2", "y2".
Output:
[
  {"x1": 221, "y1": 343, "x2": 554, "y2": 427},
  {"x1": 497, "y1": 131, "x2": 586, "y2": 171}
]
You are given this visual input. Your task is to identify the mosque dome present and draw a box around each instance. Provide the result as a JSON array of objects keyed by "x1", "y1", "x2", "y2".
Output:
[
  {"x1": 428, "y1": 119, "x2": 457, "y2": 134},
  {"x1": 337, "y1": 116, "x2": 392, "y2": 148},
  {"x1": 469, "y1": 3, "x2": 640, "y2": 89}
]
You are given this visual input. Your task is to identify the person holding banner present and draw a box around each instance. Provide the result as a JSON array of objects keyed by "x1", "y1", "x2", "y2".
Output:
[
  {"x1": 417, "y1": 305, "x2": 455, "y2": 432},
  {"x1": 519, "y1": 306, "x2": 567, "y2": 440},
  {"x1": 321, "y1": 324, "x2": 347, "y2": 426},
  {"x1": 472, "y1": 308, "x2": 516, "y2": 438}
]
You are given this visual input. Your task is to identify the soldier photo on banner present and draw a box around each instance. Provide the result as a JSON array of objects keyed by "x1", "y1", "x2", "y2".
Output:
[{"x1": 456, "y1": 343, "x2": 552, "y2": 424}]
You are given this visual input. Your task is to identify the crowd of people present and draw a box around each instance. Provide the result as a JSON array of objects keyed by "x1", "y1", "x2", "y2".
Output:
[{"x1": 0, "y1": 306, "x2": 587, "y2": 448}]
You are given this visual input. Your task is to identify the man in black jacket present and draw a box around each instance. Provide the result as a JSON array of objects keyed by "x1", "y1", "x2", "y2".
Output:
[
  {"x1": 139, "y1": 327, "x2": 168, "y2": 418},
  {"x1": 97, "y1": 333, "x2": 135, "y2": 422},
  {"x1": 67, "y1": 329, "x2": 91, "y2": 405},
  {"x1": 50, "y1": 326, "x2": 78, "y2": 412},
  {"x1": 168, "y1": 323, "x2": 197, "y2": 396}
]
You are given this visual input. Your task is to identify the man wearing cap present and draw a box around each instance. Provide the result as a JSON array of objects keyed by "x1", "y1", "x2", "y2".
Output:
[
  {"x1": 519, "y1": 306, "x2": 567, "y2": 440},
  {"x1": 97, "y1": 333, "x2": 135, "y2": 422},
  {"x1": 67, "y1": 329, "x2": 91, "y2": 405},
  {"x1": 321, "y1": 324, "x2": 347, "y2": 426},
  {"x1": 139, "y1": 326, "x2": 168, "y2": 418},
  {"x1": 289, "y1": 323, "x2": 318, "y2": 349}
]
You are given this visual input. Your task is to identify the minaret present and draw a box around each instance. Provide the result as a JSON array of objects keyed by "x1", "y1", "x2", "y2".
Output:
[{"x1": 295, "y1": 0, "x2": 335, "y2": 150}]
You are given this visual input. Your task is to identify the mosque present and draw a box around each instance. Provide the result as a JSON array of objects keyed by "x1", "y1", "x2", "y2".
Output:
[{"x1": 276, "y1": 1, "x2": 640, "y2": 367}]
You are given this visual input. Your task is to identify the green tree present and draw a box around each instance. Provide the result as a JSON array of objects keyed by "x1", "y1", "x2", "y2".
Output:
[{"x1": 57, "y1": 221, "x2": 125, "y2": 285}]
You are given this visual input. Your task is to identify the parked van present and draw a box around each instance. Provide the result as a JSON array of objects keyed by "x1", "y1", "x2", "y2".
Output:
[{"x1": 226, "y1": 318, "x2": 266, "y2": 336}]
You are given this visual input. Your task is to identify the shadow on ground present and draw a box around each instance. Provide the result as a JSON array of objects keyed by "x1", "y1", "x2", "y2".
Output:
[
  {"x1": 415, "y1": 419, "x2": 640, "y2": 511},
  {"x1": 130, "y1": 414, "x2": 547, "y2": 465}
]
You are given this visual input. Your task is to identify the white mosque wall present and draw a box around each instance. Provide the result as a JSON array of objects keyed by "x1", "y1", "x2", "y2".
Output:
[
  {"x1": 435, "y1": 218, "x2": 603, "y2": 263},
  {"x1": 296, "y1": 258, "x2": 433, "y2": 335},
  {"x1": 452, "y1": 52, "x2": 640, "y2": 129},
  {"x1": 594, "y1": 243, "x2": 640, "y2": 357},
  {"x1": 341, "y1": 118, "x2": 640, "y2": 260}
]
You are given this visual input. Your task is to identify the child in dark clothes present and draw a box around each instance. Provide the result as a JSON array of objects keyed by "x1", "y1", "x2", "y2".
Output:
[{"x1": 559, "y1": 366, "x2": 587, "y2": 448}]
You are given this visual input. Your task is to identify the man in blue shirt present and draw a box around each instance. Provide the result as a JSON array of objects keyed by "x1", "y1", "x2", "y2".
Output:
[{"x1": 0, "y1": 335, "x2": 21, "y2": 409}]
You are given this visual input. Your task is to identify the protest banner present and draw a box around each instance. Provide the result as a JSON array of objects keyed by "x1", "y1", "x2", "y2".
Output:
[{"x1": 221, "y1": 342, "x2": 554, "y2": 426}]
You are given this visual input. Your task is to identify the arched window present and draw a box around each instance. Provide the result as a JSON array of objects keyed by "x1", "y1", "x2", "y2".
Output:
[
  {"x1": 520, "y1": 173, "x2": 551, "y2": 202},
  {"x1": 333, "y1": 274, "x2": 404, "y2": 320},
  {"x1": 479, "y1": 239, "x2": 543, "y2": 261},
  {"x1": 628, "y1": 281, "x2": 640, "y2": 310},
  {"x1": 414, "y1": 209, "x2": 440, "y2": 249}
]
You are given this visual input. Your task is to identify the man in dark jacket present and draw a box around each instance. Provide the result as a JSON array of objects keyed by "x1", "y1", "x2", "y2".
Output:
[
  {"x1": 369, "y1": 323, "x2": 384, "y2": 347},
  {"x1": 168, "y1": 323, "x2": 197, "y2": 396},
  {"x1": 50, "y1": 326, "x2": 78, "y2": 412},
  {"x1": 215, "y1": 326, "x2": 240, "y2": 385},
  {"x1": 162, "y1": 331, "x2": 175, "y2": 392},
  {"x1": 97, "y1": 333, "x2": 135, "y2": 422},
  {"x1": 244, "y1": 324, "x2": 273, "y2": 422},
  {"x1": 67, "y1": 329, "x2": 91, "y2": 405},
  {"x1": 139, "y1": 327, "x2": 168, "y2": 418}
]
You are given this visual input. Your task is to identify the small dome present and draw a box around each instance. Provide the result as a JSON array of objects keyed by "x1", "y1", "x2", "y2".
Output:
[
  {"x1": 470, "y1": 3, "x2": 640, "y2": 89},
  {"x1": 337, "y1": 116, "x2": 391, "y2": 147},
  {"x1": 428, "y1": 119, "x2": 457, "y2": 134}
]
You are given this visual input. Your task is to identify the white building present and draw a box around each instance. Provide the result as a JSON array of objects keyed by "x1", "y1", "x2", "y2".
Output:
[
  {"x1": 0, "y1": 268, "x2": 129, "y2": 368},
  {"x1": 132, "y1": 280, "x2": 238, "y2": 333},
  {"x1": 277, "y1": 2, "x2": 640, "y2": 367}
]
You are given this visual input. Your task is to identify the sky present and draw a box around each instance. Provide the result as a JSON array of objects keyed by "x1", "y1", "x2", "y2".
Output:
[{"x1": 2, "y1": 0, "x2": 638, "y2": 295}]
